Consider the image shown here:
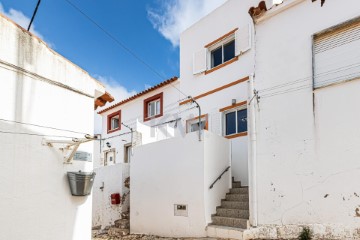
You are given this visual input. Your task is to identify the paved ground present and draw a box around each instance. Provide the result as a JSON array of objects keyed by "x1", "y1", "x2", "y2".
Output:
[{"x1": 93, "y1": 234, "x2": 220, "y2": 240}]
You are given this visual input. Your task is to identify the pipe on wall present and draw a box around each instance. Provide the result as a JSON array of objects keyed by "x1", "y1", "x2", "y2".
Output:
[{"x1": 248, "y1": 73, "x2": 258, "y2": 227}]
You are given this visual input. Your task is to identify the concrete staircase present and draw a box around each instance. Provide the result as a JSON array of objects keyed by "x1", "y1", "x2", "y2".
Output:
[{"x1": 207, "y1": 180, "x2": 249, "y2": 239}]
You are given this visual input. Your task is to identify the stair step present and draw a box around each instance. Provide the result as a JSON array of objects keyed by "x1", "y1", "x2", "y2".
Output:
[
  {"x1": 232, "y1": 182, "x2": 241, "y2": 188},
  {"x1": 211, "y1": 216, "x2": 248, "y2": 229},
  {"x1": 221, "y1": 200, "x2": 249, "y2": 210},
  {"x1": 226, "y1": 193, "x2": 248, "y2": 201},
  {"x1": 207, "y1": 225, "x2": 244, "y2": 240},
  {"x1": 230, "y1": 187, "x2": 248, "y2": 194},
  {"x1": 216, "y1": 208, "x2": 249, "y2": 218}
]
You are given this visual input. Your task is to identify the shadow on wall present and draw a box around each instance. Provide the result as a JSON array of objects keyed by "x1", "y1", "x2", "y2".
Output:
[{"x1": 0, "y1": 120, "x2": 93, "y2": 240}]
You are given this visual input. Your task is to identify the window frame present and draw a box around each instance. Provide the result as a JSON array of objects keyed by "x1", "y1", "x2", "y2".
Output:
[
  {"x1": 107, "y1": 110, "x2": 121, "y2": 134},
  {"x1": 103, "y1": 148, "x2": 116, "y2": 166},
  {"x1": 143, "y1": 92, "x2": 163, "y2": 122},
  {"x1": 222, "y1": 106, "x2": 247, "y2": 138},
  {"x1": 124, "y1": 143, "x2": 132, "y2": 163},
  {"x1": 209, "y1": 37, "x2": 236, "y2": 69},
  {"x1": 186, "y1": 114, "x2": 209, "y2": 133}
]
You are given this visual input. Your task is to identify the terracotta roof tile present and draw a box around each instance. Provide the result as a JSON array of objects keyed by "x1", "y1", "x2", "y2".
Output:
[{"x1": 97, "y1": 77, "x2": 179, "y2": 114}]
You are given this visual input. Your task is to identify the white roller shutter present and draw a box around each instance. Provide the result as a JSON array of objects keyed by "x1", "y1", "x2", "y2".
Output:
[
  {"x1": 314, "y1": 19, "x2": 360, "y2": 88},
  {"x1": 235, "y1": 23, "x2": 252, "y2": 56},
  {"x1": 193, "y1": 48, "x2": 207, "y2": 75}
]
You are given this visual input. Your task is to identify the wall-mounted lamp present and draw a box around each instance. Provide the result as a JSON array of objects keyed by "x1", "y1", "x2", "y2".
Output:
[
  {"x1": 106, "y1": 142, "x2": 111, "y2": 148},
  {"x1": 232, "y1": 99, "x2": 237, "y2": 105}
]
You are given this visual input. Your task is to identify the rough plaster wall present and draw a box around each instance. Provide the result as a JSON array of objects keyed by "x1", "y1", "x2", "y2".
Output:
[
  {"x1": 92, "y1": 164, "x2": 130, "y2": 229},
  {"x1": 253, "y1": 0, "x2": 360, "y2": 237}
]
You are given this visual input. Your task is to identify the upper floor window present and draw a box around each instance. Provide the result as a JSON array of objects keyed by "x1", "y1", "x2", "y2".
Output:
[
  {"x1": 144, "y1": 92, "x2": 163, "y2": 121},
  {"x1": 192, "y1": 24, "x2": 251, "y2": 75},
  {"x1": 148, "y1": 98, "x2": 161, "y2": 118},
  {"x1": 211, "y1": 39, "x2": 235, "y2": 68},
  {"x1": 107, "y1": 110, "x2": 121, "y2": 133}
]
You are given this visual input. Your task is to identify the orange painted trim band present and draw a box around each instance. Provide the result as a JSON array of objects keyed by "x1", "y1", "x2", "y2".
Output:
[
  {"x1": 219, "y1": 101, "x2": 247, "y2": 112},
  {"x1": 205, "y1": 56, "x2": 239, "y2": 75},
  {"x1": 225, "y1": 132, "x2": 248, "y2": 139},
  {"x1": 179, "y1": 76, "x2": 249, "y2": 106},
  {"x1": 204, "y1": 28, "x2": 238, "y2": 48}
]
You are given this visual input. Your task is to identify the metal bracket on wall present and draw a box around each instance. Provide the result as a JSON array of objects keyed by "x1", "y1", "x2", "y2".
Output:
[{"x1": 42, "y1": 135, "x2": 97, "y2": 164}]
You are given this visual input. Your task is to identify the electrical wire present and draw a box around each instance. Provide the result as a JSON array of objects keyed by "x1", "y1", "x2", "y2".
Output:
[
  {"x1": 27, "y1": 0, "x2": 42, "y2": 31},
  {"x1": 0, "y1": 118, "x2": 90, "y2": 135},
  {"x1": 63, "y1": 0, "x2": 189, "y2": 99},
  {"x1": 101, "y1": 131, "x2": 132, "y2": 140},
  {"x1": 258, "y1": 62, "x2": 360, "y2": 94},
  {"x1": 261, "y1": 72, "x2": 360, "y2": 99},
  {"x1": 0, "y1": 130, "x2": 77, "y2": 139}
]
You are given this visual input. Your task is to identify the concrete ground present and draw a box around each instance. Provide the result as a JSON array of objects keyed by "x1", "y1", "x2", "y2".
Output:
[{"x1": 93, "y1": 235, "x2": 220, "y2": 240}]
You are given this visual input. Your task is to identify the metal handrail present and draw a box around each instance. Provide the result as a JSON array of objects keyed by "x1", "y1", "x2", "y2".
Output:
[{"x1": 209, "y1": 166, "x2": 230, "y2": 189}]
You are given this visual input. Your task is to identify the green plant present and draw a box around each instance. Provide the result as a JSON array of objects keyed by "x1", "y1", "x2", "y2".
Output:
[{"x1": 298, "y1": 227, "x2": 313, "y2": 240}]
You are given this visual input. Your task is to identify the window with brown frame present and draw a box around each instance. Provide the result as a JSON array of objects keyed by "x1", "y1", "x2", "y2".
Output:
[
  {"x1": 107, "y1": 110, "x2": 121, "y2": 133},
  {"x1": 143, "y1": 92, "x2": 163, "y2": 121},
  {"x1": 186, "y1": 114, "x2": 208, "y2": 133}
]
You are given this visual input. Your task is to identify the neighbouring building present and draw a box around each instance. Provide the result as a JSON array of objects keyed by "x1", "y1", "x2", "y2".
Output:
[
  {"x1": 94, "y1": 0, "x2": 360, "y2": 239},
  {"x1": 245, "y1": 0, "x2": 360, "y2": 238},
  {"x1": 93, "y1": 77, "x2": 181, "y2": 230},
  {"x1": 95, "y1": 0, "x2": 257, "y2": 238},
  {"x1": 0, "y1": 13, "x2": 112, "y2": 240}
]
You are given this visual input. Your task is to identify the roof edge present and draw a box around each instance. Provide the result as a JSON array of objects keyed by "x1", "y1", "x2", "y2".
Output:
[
  {"x1": 0, "y1": 13, "x2": 103, "y2": 87},
  {"x1": 97, "y1": 77, "x2": 179, "y2": 114}
]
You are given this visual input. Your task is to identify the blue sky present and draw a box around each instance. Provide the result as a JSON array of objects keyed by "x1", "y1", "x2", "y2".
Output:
[
  {"x1": 0, "y1": 0, "x2": 226, "y2": 97},
  {"x1": 0, "y1": 0, "x2": 226, "y2": 132}
]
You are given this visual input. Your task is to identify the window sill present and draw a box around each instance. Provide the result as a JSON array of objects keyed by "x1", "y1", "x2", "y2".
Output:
[
  {"x1": 205, "y1": 56, "x2": 239, "y2": 75},
  {"x1": 107, "y1": 127, "x2": 121, "y2": 134},
  {"x1": 225, "y1": 131, "x2": 247, "y2": 139},
  {"x1": 144, "y1": 113, "x2": 163, "y2": 122}
]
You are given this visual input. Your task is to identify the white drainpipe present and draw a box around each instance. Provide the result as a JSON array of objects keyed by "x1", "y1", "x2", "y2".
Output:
[{"x1": 248, "y1": 73, "x2": 258, "y2": 227}]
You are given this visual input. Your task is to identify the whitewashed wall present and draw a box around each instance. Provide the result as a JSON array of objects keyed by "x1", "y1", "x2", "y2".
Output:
[
  {"x1": 99, "y1": 81, "x2": 181, "y2": 166},
  {"x1": 179, "y1": 0, "x2": 257, "y2": 185},
  {"x1": 204, "y1": 131, "x2": 231, "y2": 223},
  {"x1": 251, "y1": 0, "x2": 360, "y2": 238},
  {"x1": 0, "y1": 15, "x2": 104, "y2": 240},
  {"x1": 130, "y1": 131, "x2": 230, "y2": 237},
  {"x1": 92, "y1": 163, "x2": 130, "y2": 229}
]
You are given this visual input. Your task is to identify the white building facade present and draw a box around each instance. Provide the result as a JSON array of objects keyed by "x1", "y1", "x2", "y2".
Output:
[
  {"x1": 246, "y1": 0, "x2": 360, "y2": 239},
  {"x1": 0, "y1": 14, "x2": 108, "y2": 240},
  {"x1": 96, "y1": 0, "x2": 360, "y2": 239}
]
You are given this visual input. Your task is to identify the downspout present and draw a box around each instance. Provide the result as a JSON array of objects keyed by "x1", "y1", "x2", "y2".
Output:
[
  {"x1": 190, "y1": 97, "x2": 202, "y2": 141},
  {"x1": 249, "y1": 74, "x2": 258, "y2": 227}
]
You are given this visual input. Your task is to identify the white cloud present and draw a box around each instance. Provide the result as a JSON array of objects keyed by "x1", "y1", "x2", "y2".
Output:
[
  {"x1": 148, "y1": 0, "x2": 227, "y2": 47},
  {"x1": 0, "y1": 2, "x2": 52, "y2": 46},
  {"x1": 94, "y1": 75, "x2": 137, "y2": 134}
]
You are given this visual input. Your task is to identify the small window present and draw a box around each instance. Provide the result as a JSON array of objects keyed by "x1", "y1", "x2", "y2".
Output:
[
  {"x1": 124, "y1": 144, "x2": 132, "y2": 163},
  {"x1": 147, "y1": 99, "x2": 161, "y2": 118},
  {"x1": 104, "y1": 149, "x2": 116, "y2": 166},
  {"x1": 186, "y1": 115, "x2": 208, "y2": 133},
  {"x1": 144, "y1": 93, "x2": 163, "y2": 121},
  {"x1": 107, "y1": 111, "x2": 121, "y2": 133},
  {"x1": 211, "y1": 39, "x2": 235, "y2": 68},
  {"x1": 224, "y1": 108, "x2": 247, "y2": 136}
]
